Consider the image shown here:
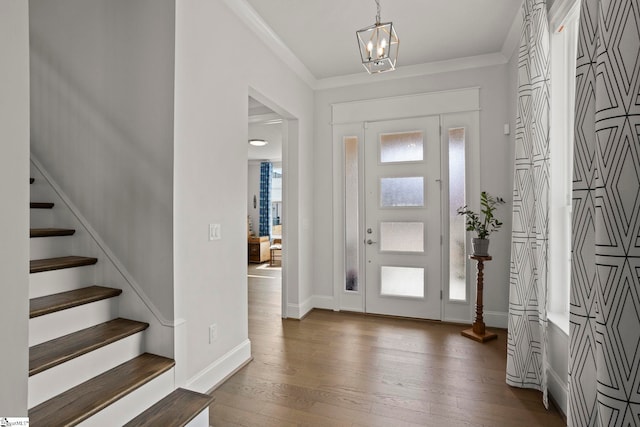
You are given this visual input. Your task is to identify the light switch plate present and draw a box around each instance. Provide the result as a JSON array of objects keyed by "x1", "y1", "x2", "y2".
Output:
[{"x1": 209, "y1": 223, "x2": 221, "y2": 240}]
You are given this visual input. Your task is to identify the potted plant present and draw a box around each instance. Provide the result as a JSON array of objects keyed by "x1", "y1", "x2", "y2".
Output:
[{"x1": 457, "y1": 191, "x2": 505, "y2": 256}]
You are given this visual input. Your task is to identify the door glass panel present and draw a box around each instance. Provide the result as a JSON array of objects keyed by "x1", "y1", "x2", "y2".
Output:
[
  {"x1": 380, "y1": 222, "x2": 424, "y2": 252},
  {"x1": 344, "y1": 137, "x2": 359, "y2": 292},
  {"x1": 380, "y1": 266, "x2": 424, "y2": 298},
  {"x1": 380, "y1": 177, "x2": 424, "y2": 207},
  {"x1": 448, "y1": 128, "x2": 466, "y2": 301},
  {"x1": 380, "y1": 131, "x2": 423, "y2": 163}
]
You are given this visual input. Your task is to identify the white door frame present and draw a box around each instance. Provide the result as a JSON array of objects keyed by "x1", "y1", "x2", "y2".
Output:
[
  {"x1": 248, "y1": 88, "x2": 297, "y2": 319},
  {"x1": 331, "y1": 88, "x2": 480, "y2": 322}
]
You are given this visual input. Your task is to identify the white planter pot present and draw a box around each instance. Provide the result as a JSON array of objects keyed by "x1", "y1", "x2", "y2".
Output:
[{"x1": 472, "y1": 238, "x2": 490, "y2": 256}]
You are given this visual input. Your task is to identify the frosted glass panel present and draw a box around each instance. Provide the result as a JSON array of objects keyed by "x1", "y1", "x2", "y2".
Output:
[
  {"x1": 380, "y1": 131, "x2": 423, "y2": 163},
  {"x1": 380, "y1": 222, "x2": 424, "y2": 252},
  {"x1": 344, "y1": 137, "x2": 359, "y2": 292},
  {"x1": 380, "y1": 266, "x2": 424, "y2": 298},
  {"x1": 380, "y1": 177, "x2": 424, "y2": 207},
  {"x1": 448, "y1": 128, "x2": 466, "y2": 301}
]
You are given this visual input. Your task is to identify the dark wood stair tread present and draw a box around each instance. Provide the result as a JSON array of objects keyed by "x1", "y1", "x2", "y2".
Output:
[
  {"x1": 29, "y1": 353, "x2": 174, "y2": 426},
  {"x1": 30, "y1": 318, "x2": 149, "y2": 376},
  {"x1": 30, "y1": 256, "x2": 98, "y2": 273},
  {"x1": 124, "y1": 388, "x2": 214, "y2": 427},
  {"x1": 30, "y1": 286, "x2": 122, "y2": 318},
  {"x1": 30, "y1": 228, "x2": 76, "y2": 238},
  {"x1": 30, "y1": 202, "x2": 54, "y2": 209}
]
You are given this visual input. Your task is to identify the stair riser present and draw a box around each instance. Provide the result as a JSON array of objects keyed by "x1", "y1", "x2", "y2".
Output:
[
  {"x1": 29, "y1": 299, "x2": 116, "y2": 346},
  {"x1": 185, "y1": 409, "x2": 210, "y2": 427},
  {"x1": 29, "y1": 266, "x2": 96, "y2": 298},
  {"x1": 29, "y1": 333, "x2": 145, "y2": 408},
  {"x1": 77, "y1": 368, "x2": 174, "y2": 427},
  {"x1": 30, "y1": 209, "x2": 54, "y2": 229},
  {"x1": 30, "y1": 236, "x2": 73, "y2": 260}
]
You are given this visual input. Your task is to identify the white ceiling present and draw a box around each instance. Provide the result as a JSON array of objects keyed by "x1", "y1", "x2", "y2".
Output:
[
  {"x1": 245, "y1": 1, "x2": 523, "y2": 160},
  {"x1": 248, "y1": 97, "x2": 282, "y2": 161},
  {"x1": 243, "y1": 0, "x2": 522, "y2": 80}
]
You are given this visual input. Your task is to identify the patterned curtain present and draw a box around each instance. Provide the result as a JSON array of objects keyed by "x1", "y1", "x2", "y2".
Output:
[
  {"x1": 569, "y1": 0, "x2": 640, "y2": 425},
  {"x1": 506, "y1": 0, "x2": 550, "y2": 408},
  {"x1": 259, "y1": 162, "x2": 272, "y2": 237}
]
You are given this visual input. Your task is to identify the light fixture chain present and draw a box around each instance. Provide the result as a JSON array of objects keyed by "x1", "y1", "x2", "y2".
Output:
[{"x1": 375, "y1": 0, "x2": 381, "y2": 24}]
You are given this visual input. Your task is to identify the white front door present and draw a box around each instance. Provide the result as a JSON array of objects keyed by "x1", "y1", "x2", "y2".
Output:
[{"x1": 364, "y1": 116, "x2": 442, "y2": 319}]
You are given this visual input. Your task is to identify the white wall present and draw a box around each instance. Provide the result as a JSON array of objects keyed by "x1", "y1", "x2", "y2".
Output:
[
  {"x1": 174, "y1": 0, "x2": 314, "y2": 390},
  {"x1": 29, "y1": 0, "x2": 176, "y2": 319},
  {"x1": 0, "y1": 0, "x2": 30, "y2": 415},
  {"x1": 314, "y1": 64, "x2": 514, "y2": 325}
]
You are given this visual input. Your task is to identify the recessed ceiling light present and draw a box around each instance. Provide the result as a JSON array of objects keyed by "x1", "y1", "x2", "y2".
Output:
[{"x1": 249, "y1": 139, "x2": 268, "y2": 147}]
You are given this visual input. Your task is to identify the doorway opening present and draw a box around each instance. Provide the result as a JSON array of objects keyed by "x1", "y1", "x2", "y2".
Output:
[{"x1": 247, "y1": 94, "x2": 289, "y2": 319}]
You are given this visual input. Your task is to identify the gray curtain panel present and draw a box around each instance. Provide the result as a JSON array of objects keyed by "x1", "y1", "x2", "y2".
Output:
[
  {"x1": 569, "y1": 0, "x2": 640, "y2": 425},
  {"x1": 506, "y1": 0, "x2": 550, "y2": 408}
]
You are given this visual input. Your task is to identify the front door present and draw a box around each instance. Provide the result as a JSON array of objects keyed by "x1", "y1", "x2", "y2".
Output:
[{"x1": 364, "y1": 116, "x2": 442, "y2": 319}]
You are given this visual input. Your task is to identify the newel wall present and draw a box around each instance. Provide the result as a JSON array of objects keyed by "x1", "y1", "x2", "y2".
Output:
[{"x1": 0, "y1": 0, "x2": 30, "y2": 415}]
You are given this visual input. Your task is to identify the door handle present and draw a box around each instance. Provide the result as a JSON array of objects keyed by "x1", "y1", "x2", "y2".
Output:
[{"x1": 366, "y1": 239, "x2": 378, "y2": 245}]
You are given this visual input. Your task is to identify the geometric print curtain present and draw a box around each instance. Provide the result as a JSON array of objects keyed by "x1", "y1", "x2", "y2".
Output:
[
  {"x1": 506, "y1": 0, "x2": 550, "y2": 408},
  {"x1": 569, "y1": 0, "x2": 640, "y2": 425},
  {"x1": 259, "y1": 161, "x2": 272, "y2": 237}
]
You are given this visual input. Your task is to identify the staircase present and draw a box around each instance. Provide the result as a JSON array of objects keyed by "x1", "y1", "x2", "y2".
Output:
[{"x1": 27, "y1": 174, "x2": 213, "y2": 426}]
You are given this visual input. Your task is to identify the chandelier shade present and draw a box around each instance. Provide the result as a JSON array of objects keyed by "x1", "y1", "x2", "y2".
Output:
[{"x1": 356, "y1": 1, "x2": 399, "y2": 74}]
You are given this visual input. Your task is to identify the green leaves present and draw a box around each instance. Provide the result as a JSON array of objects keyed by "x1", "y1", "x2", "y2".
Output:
[{"x1": 457, "y1": 191, "x2": 505, "y2": 239}]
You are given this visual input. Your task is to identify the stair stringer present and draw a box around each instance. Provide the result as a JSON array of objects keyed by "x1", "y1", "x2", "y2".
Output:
[{"x1": 30, "y1": 155, "x2": 180, "y2": 359}]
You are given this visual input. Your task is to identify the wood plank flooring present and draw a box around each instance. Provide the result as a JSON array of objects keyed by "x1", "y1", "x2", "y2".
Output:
[{"x1": 209, "y1": 264, "x2": 566, "y2": 427}]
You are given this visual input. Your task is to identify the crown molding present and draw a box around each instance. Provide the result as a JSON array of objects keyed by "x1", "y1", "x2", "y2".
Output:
[
  {"x1": 225, "y1": 0, "x2": 519, "y2": 92},
  {"x1": 501, "y1": 0, "x2": 524, "y2": 60},
  {"x1": 222, "y1": 0, "x2": 317, "y2": 88},
  {"x1": 315, "y1": 53, "x2": 509, "y2": 91}
]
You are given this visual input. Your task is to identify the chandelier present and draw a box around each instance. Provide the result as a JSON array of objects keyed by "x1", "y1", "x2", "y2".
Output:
[{"x1": 356, "y1": 0, "x2": 399, "y2": 74}]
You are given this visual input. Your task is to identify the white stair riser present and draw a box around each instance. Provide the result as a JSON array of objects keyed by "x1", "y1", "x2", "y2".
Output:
[
  {"x1": 30, "y1": 236, "x2": 74, "y2": 260},
  {"x1": 29, "y1": 299, "x2": 117, "y2": 346},
  {"x1": 29, "y1": 265, "x2": 96, "y2": 298},
  {"x1": 77, "y1": 368, "x2": 174, "y2": 427},
  {"x1": 186, "y1": 408, "x2": 209, "y2": 427},
  {"x1": 29, "y1": 332, "x2": 145, "y2": 408},
  {"x1": 29, "y1": 167, "x2": 51, "y2": 201},
  {"x1": 30, "y1": 209, "x2": 54, "y2": 229}
]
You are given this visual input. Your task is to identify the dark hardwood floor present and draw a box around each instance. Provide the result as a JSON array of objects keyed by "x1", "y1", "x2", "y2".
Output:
[{"x1": 209, "y1": 264, "x2": 566, "y2": 426}]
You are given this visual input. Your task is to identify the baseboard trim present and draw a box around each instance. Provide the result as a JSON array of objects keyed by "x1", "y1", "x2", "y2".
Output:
[
  {"x1": 484, "y1": 311, "x2": 508, "y2": 328},
  {"x1": 311, "y1": 295, "x2": 334, "y2": 311},
  {"x1": 186, "y1": 339, "x2": 252, "y2": 394},
  {"x1": 287, "y1": 296, "x2": 313, "y2": 319},
  {"x1": 547, "y1": 365, "x2": 568, "y2": 419}
]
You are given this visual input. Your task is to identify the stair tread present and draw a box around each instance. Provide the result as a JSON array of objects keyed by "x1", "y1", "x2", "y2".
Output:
[
  {"x1": 124, "y1": 388, "x2": 214, "y2": 427},
  {"x1": 29, "y1": 353, "x2": 174, "y2": 426},
  {"x1": 30, "y1": 285, "x2": 122, "y2": 318},
  {"x1": 30, "y1": 227, "x2": 76, "y2": 238},
  {"x1": 30, "y1": 202, "x2": 54, "y2": 209},
  {"x1": 30, "y1": 256, "x2": 98, "y2": 273},
  {"x1": 30, "y1": 318, "x2": 149, "y2": 376}
]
